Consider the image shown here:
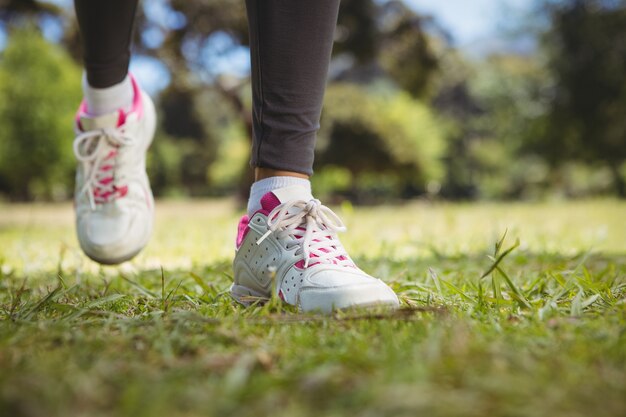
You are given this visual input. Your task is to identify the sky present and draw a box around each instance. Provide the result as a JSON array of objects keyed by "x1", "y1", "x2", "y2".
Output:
[{"x1": 405, "y1": 0, "x2": 536, "y2": 46}]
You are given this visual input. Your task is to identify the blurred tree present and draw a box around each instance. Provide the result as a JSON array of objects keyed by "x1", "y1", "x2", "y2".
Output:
[
  {"x1": 0, "y1": 27, "x2": 81, "y2": 200},
  {"x1": 378, "y1": 1, "x2": 440, "y2": 98},
  {"x1": 542, "y1": 0, "x2": 626, "y2": 196},
  {"x1": 334, "y1": 0, "x2": 441, "y2": 99},
  {"x1": 430, "y1": 51, "x2": 483, "y2": 199},
  {"x1": 141, "y1": 0, "x2": 251, "y2": 197},
  {"x1": 0, "y1": 0, "x2": 63, "y2": 21},
  {"x1": 334, "y1": 0, "x2": 380, "y2": 63},
  {"x1": 317, "y1": 83, "x2": 446, "y2": 199},
  {"x1": 467, "y1": 54, "x2": 552, "y2": 198}
]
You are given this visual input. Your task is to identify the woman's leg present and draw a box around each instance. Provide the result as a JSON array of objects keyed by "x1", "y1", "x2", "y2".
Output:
[
  {"x1": 74, "y1": 0, "x2": 139, "y2": 89},
  {"x1": 246, "y1": 0, "x2": 340, "y2": 178},
  {"x1": 74, "y1": 0, "x2": 139, "y2": 115}
]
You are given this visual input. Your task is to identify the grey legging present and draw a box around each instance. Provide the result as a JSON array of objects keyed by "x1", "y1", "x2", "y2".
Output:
[{"x1": 74, "y1": 0, "x2": 340, "y2": 176}]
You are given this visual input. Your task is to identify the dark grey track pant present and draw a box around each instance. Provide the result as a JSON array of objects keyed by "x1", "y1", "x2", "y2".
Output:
[{"x1": 74, "y1": 0, "x2": 340, "y2": 176}]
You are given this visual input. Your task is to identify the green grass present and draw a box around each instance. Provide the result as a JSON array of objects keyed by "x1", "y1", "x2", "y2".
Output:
[{"x1": 1, "y1": 199, "x2": 625, "y2": 417}]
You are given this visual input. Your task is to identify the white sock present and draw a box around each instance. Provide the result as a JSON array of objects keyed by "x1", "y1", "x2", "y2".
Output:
[
  {"x1": 82, "y1": 73, "x2": 134, "y2": 116},
  {"x1": 247, "y1": 176, "x2": 311, "y2": 216}
]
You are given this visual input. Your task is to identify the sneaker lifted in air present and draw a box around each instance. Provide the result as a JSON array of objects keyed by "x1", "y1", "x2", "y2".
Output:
[{"x1": 73, "y1": 75, "x2": 156, "y2": 265}]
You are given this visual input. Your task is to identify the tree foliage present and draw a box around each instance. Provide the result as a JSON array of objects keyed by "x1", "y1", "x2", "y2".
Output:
[
  {"x1": 318, "y1": 83, "x2": 446, "y2": 195},
  {"x1": 334, "y1": 0, "x2": 440, "y2": 99},
  {"x1": 0, "y1": 27, "x2": 81, "y2": 200},
  {"x1": 542, "y1": 0, "x2": 626, "y2": 195}
]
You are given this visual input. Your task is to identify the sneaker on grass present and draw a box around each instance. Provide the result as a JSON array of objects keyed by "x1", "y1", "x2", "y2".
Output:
[{"x1": 232, "y1": 185, "x2": 399, "y2": 313}]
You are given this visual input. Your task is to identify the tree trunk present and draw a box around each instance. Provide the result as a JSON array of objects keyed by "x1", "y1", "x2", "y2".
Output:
[{"x1": 611, "y1": 163, "x2": 626, "y2": 198}]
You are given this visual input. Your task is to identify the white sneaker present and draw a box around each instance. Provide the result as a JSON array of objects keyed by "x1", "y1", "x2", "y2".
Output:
[
  {"x1": 232, "y1": 185, "x2": 399, "y2": 313},
  {"x1": 73, "y1": 76, "x2": 156, "y2": 265}
]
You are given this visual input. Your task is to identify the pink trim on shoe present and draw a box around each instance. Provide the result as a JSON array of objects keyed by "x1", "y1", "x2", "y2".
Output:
[
  {"x1": 128, "y1": 73, "x2": 144, "y2": 120},
  {"x1": 260, "y1": 192, "x2": 281, "y2": 212},
  {"x1": 236, "y1": 215, "x2": 251, "y2": 249},
  {"x1": 75, "y1": 101, "x2": 88, "y2": 131}
]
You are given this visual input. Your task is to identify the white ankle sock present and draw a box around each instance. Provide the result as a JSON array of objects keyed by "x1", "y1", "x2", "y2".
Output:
[
  {"x1": 247, "y1": 176, "x2": 311, "y2": 216},
  {"x1": 82, "y1": 74, "x2": 134, "y2": 116}
]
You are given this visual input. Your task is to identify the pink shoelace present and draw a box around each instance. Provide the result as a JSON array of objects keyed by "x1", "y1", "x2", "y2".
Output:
[
  {"x1": 73, "y1": 127, "x2": 132, "y2": 209},
  {"x1": 256, "y1": 198, "x2": 354, "y2": 268}
]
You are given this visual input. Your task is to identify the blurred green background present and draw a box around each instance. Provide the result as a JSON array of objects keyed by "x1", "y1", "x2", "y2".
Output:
[{"x1": 0, "y1": 0, "x2": 624, "y2": 203}]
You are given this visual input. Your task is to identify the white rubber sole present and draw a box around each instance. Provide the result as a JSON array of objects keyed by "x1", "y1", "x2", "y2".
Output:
[{"x1": 230, "y1": 282, "x2": 399, "y2": 313}]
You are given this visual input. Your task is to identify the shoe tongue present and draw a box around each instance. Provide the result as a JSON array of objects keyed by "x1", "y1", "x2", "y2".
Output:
[
  {"x1": 260, "y1": 185, "x2": 314, "y2": 212},
  {"x1": 80, "y1": 110, "x2": 122, "y2": 131}
]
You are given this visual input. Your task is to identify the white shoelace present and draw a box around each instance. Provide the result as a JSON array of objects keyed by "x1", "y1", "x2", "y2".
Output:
[
  {"x1": 73, "y1": 127, "x2": 133, "y2": 210},
  {"x1": 256, "y1": 199, "x2": 352, "y2": 268}
]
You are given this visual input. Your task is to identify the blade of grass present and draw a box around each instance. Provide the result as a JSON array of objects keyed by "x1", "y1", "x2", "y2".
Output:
[
  {"x1": 480, "y1": 237, "x2": 520, "y2": 280},
  {"x1": 120, "y1": 274, "x2": 157, "y2": 298},
  {"x1": 20, "y1": 285, "x2": 66, "y2": 320},
  {"x1": 439, "y1": 279, "x2": 473, "y2": 303},
  {"x1": 495, "y1": 266, "x2": 532, "y2": 309},
  {"x1": 429, "y1": 268, "x2": 443, "y2": 297}
]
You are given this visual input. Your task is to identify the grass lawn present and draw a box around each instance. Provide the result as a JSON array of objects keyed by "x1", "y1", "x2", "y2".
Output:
[{"x1": 1, "y1": 199, "x2": 625, "y2": 417}]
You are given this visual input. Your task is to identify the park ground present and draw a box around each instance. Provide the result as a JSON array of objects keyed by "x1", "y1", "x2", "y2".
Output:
[{"x1": 0, "y1": 199, "x2": 625, "y2": 417}]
